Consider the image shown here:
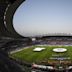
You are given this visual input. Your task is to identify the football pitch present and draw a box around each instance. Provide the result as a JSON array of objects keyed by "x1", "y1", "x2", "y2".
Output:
[{"x1": 10, "y1": 45, "x2": 72, "y2": 63}]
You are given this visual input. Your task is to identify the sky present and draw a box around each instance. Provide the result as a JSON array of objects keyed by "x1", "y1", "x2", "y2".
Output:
[{"x1": 13, "y1": 0, "x2": 72, "y2": 37}]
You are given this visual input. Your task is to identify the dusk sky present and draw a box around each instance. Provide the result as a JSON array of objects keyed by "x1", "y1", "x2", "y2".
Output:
[{"x1": 13, "y1": 0, "x2": 72, "y2": 37}]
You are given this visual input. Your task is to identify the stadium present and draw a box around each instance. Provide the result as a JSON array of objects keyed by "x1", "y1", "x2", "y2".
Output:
[{"x1": 0, "y1": 0, "x2": 72, "y2": 72}]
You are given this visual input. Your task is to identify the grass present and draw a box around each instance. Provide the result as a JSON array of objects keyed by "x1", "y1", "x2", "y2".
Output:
[{"x1": 10, "y1": 45, "x2": 72, "y2": 63}]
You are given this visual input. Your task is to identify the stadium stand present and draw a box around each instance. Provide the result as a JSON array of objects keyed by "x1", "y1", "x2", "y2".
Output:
[
  {"x1": 36, "y1": 36, "x2": 72, "y2": 45},
  {"x1": 0, "y1": 0, "x2": 26, "y2": 72}
]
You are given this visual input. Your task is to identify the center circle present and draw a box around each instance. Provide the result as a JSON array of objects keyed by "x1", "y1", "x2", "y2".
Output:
[{"x1": 53, "y1": 48, "x2": 67, "y2": 53}]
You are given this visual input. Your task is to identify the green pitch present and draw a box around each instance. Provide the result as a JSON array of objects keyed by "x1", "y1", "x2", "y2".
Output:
[{"x1": 10, "y1": 45, "x2": 72, "y2": 63}]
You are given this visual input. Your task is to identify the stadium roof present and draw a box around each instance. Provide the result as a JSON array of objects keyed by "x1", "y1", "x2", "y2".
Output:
[{"x1": 0, "y1": 0, "x2": 25, "y2": 38}]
